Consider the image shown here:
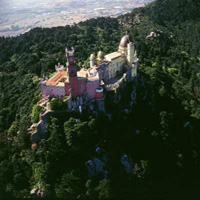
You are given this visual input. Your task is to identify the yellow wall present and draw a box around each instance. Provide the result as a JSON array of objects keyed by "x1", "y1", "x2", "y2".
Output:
[{"x1": 108, "y1": 57, "x2": 125, "y2": 79}]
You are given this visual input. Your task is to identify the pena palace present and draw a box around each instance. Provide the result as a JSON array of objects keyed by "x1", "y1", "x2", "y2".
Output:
[{"x1": 40, "y1": 34, "x2": 139, "y2": 110}]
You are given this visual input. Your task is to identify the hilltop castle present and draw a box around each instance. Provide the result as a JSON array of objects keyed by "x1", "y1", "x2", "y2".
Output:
[
  {"x1": 40, "y1": 34, "x2": 139, "y2": 111},
  {"x1": 30, "y1": 35, "x2": 139, "y2": 144}
]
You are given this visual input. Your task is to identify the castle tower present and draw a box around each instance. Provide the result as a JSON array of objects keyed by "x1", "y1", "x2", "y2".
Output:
[
  {"x1": 118, "y1": 35, "x2": 130, "y2": 56},
  {"x1": 127, "y1": 42, "x2": 135, "y2": 66},
  {"x1": 65, "y1": 48, "x2": 77, "y2": 77},
  {"x1": 90, "y1": 54, "x2": 96, "y2": 68},
  {"x1": 96, "y1": 87, "x2": 104, "y2": 99},
  {"x1": 97, "y1": 51, "x2": 104, "y2": 64},
  {"x1": 67, "y1": 88, "x2": 72, "y2": 110},
  {"x1": 127, "y1": 43, "x2": 138, "y2": 78},
  {"x1": 65, "y1": 48, "x2": 79, "y2": 98},
  {"x1": 95, "y1": 87, "x2": 105, "y2": 112}
]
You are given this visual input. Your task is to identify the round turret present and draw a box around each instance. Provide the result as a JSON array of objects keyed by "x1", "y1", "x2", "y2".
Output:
[
  {"x1": 119, "y1": 35, "x2": 130, "y2": 48},
  {"x1": 97, "y1": 51, "x2": 104, "y2": 60},
  {"x1": 90, "y1": 54, "x2": 95, "y2": 61},
  {"x1": 90, "y1": 54, "x2": 96, "y2": 68},
  {"x1": 96, "y1": 87, "x2": 104, "y2": 99}
]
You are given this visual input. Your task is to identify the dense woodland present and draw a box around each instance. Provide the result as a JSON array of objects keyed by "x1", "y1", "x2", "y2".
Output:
[{"x1": 0, "y1": 0, "x2": 200, "y2": 198}]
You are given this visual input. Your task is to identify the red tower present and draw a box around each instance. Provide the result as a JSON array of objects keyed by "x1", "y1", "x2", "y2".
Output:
[
  {"x1": 65, "y1": 48, "x2": 79, "y2": 98},
  {"x1": 65, "y1": 48, "x2": 77, "y2": 77}
]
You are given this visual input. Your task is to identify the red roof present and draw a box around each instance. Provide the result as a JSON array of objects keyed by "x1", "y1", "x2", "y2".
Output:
[{"x1": 46, "y1": 72, "x2": 67, "y2": 86}]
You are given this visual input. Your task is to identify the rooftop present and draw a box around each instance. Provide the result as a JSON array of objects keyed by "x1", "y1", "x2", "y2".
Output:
[
  {"x1": 77, "y1": 69, "x2": 87, "y2": 78},
  {"x1": 46, "y1": 71, "x2": 68, "y2": 86},
  {"x1": 77, "y1": 69, "x2": 99, "y2": 81},
  {"x1": 105, "y1": 51, "x2": 122, "y2": 61}
]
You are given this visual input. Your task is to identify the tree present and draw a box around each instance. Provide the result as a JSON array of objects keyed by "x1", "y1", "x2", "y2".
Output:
[
  {"x1": 7, "y1": 121, "x2": 18, "y2": 137},
  {"x1": 85, "y1": 180, "x2": 97, "y2": 199},
  {"x1": 16, "y1": 126, "x2": 31, "y2": 150},
  {"x1": 0, "y1": 108, "x2": 14, "y2": 133},
  {"x1": 95, "y1": 179, "x2": 113, "y2": 200},
  {"x1": 31, "y1": 104, "x2": 44, "y2": 123},
  {"x1": 64, "y1": 118, "x2": 96, "y2": 157},
  {"x1": 32, "y1": 75, "x2": 39, "y2": 84},
  {"x1": 45, "y1": 118, "x2": 64, "y2": 156},
  {"x1": 55, "y1": 171, "x2": 82, "y2": 199},
  {"x1": 32, "y1": 162, "x2": 48, "y2": 189},
  {"x1": 50, "y1": 98, "x2": 66, "y2": 111}
]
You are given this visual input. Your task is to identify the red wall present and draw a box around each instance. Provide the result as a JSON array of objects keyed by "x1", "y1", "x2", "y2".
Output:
[
  {"x1": 65, "y1": 82, "x2": 70, "y2": 96},
  {"x1": 86, "y1": 80, "x2": 99, "y2": 99},
  {"x1": 96, "y1": 91, "x2": 103, "y2": 99},
  {"x1": 70, "y1": 77, "x2": 79, "y2": 98},
  {"x1": 78, "y1": 78, "x2": 86, "y2": 95}
]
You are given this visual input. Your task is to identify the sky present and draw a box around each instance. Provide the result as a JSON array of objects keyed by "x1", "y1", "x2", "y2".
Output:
[{"x1": 0, "y1": 0, "x2": 55, "y2": 9}]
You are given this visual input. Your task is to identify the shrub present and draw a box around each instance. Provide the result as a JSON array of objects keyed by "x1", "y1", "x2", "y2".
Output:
[
  {"x1": 50, "y1": 98, "x2": 66, "y2": 111},
  {"x1": 31, "y1": 105, "x2": 44, "y2": 123}
]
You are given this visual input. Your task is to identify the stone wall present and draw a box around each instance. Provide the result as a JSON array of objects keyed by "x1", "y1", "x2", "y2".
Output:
[
  {"x1": 30, "y1": 110, "x2": 53, "y2": 143},
  {"x1": 105, "y1": 73, "x2": 127, "y2": 91},
  {"x1": 86, "y1": 80, "x2": 100, "y2": 99}
]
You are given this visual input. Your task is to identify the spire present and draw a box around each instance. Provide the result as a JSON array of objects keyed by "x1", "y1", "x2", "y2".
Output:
[
  {"x1": 65, "y1": 47, "x2": 76, "y2": 65},
  {"x1": 65, "y1": 47, "x2": 77, "y2": 77},
  {"x1": 90, "y1": 54, "x2": 96, "y2": 68}
]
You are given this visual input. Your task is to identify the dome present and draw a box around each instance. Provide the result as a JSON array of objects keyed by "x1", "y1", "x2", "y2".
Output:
[
  {"x1": 97, "y1": 51, "x2": 104, "y2": 60},
  {"x1": 90, "y1": 54, "x2": 95, "y2": 60},
  {"x1": 119, "y1": 35, "x2": 130, "y2": 48}
]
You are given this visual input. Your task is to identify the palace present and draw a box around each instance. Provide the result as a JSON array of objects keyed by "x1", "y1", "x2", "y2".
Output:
[
  {"x1": 30, "y1": 34, "x2": 139, "y2": 143},
  {"x1": 40, "y1": 34, "x2": 139, "y2": 110}
]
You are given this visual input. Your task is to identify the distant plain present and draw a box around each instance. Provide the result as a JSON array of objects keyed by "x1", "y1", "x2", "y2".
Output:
[{"x1": 0, "y1": 0, "x2": 153, "y2": 37}]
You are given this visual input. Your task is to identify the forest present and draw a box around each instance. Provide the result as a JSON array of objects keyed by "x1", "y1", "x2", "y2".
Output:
[{"x1": 0, "y1": 0, "x2": 200, "y2": 199}]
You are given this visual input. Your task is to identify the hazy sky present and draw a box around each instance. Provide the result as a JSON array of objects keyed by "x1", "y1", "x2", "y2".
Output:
[{"x1": 0, "y1": 0, "x2": 55, "y2": 9}]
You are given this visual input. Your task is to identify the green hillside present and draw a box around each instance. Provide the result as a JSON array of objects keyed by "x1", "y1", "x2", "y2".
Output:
[{"x1": 0, "y1": 0, "x2": 200, "y2": 199}]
